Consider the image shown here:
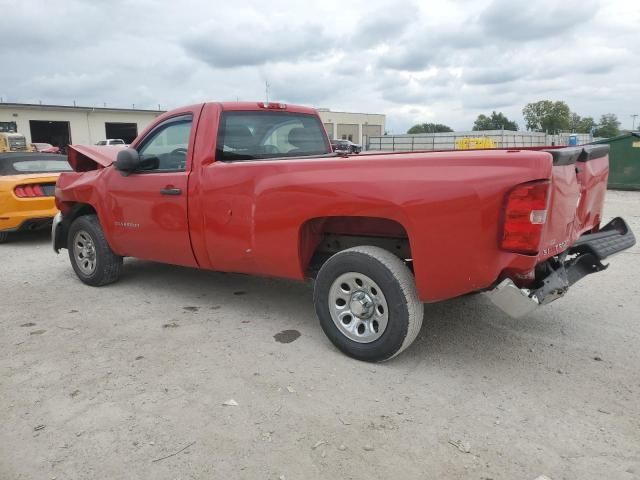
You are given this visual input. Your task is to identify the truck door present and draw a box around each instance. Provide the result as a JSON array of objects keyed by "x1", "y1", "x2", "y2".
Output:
[{"x1": 103, "y1": 114, "x2": 197, "y2": 267}]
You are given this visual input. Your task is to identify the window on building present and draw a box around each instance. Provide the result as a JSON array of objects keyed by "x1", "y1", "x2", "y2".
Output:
[{"x1": 105, "y1": 122, "x2": 138, "y2": 144}]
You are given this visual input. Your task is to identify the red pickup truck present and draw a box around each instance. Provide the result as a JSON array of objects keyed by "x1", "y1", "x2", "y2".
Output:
[{"x1": 52, "y1": 102, "x2": 635, "y2": 361}]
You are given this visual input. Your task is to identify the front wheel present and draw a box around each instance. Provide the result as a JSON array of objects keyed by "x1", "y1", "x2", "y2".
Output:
[
  {"x1": 67, "y1": 214, "x2": 122, "y2": 286},
  {"x1": 314, "y1": 246, "x2": 423, "y2": 361},
  {"x1": 0, "y1": 231, "x2": 8, "y2": 243}
]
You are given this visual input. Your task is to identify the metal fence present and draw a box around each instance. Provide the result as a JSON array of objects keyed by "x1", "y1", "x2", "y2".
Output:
[{"x1": 366, "y1": 130, "x2": 593, "y2": 152}]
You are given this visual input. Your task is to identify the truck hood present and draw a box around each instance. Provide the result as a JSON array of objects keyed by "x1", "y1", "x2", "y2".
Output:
[{"x1": 67, "y1": 145, "x2": 122, "y2": 171}]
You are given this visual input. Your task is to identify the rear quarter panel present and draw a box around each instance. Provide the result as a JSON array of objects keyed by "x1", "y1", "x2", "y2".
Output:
[{"x1": 192, "y1": 149, "x2": 553, "y2": 302}]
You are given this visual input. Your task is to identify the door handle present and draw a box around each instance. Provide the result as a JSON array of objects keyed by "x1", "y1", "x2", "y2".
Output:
[{"x1": 160, "y1": 187, "x2": 182, "y2": 196}]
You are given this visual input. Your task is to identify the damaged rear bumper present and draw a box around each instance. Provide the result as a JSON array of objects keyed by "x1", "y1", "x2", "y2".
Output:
[{"x1": 485, "y1": 217, "x2": 635, "y2": 317}]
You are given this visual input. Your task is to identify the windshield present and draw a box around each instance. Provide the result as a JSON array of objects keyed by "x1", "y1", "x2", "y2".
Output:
[{"x1": 216, "y1": 111, "x2": 330, "y2": 161}]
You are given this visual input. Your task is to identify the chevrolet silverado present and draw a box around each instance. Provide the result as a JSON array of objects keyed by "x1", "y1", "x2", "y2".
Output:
[{"x1": 52, "y1": 102, "x2": 635, "y2": 361}]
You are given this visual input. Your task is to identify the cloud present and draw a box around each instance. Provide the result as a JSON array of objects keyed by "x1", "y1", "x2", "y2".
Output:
[
  {"x1": 378, "y1": 46, "x2": 436, "y2": 72},
  {"x1": 350, "y1": 3, "x2": 419, "y2": 47},
  {"x1": 463, "y1": 67, "x2": 523, "y2": 86},
  {"x1": 376, "y1": 70, "x2": 460, "y2": 104},
  {"x1": 478, "y1": 0, "x2": 600, "y2": 41},
  {"x1": 28, "y1": 72, "x2": 115, "y2": 98},
  {"x1": 182, "y1": 21, "x2": 332, "y2": 68},
  {"x1": 267, "y1": 64, "x2": 343, "y2": 105}
]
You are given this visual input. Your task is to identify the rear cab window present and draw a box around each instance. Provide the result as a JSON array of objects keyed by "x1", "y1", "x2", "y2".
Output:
[{"x1": 216, "y1": 111, "x2": 330, "y2": 161}]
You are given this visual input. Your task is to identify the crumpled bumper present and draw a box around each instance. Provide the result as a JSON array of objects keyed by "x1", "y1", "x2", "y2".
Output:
[{"x1": 485, "y1": 217, "x2": 636, "y2": 317}]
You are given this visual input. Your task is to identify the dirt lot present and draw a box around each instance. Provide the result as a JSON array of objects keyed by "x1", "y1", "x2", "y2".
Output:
[{"x1": 1, "y1": 190, "x2": 639, "y2": 480}]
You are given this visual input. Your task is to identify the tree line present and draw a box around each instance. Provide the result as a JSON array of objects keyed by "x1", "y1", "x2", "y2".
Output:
[{"x1": 407, "y1": 100, "x2": 622, "y2": 138}]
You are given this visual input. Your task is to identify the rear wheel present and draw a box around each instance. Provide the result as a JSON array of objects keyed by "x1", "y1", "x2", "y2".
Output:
[
  {"x1": 67, "y1": 215, "x2": 122, "y2": 286},
  {"x1": 314, "y1": 246, "x2": 423, "y2": 361},
  {"x1": 0, "y1": 231, "x2": 8, "y2": 243}
]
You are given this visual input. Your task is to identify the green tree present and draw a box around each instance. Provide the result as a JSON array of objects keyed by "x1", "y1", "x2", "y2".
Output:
[
  {"x1": 578, "y1": 116, "x2": 596, "y2": 134},
  {"x1": 569, "y1": 113, "x2": 596, "y2": 133},
  {"x1": 407, "y1": 123, "x2": 453, "y2": 134},
  {"x1": 472, "y1": 111, "x2": 518, "y2": 131},
  {"x1": 593, "y1": 113, "x2": 620, "y2": 138},
  {"x1": 522, "y1": 100, "x2": 571, "y2": 133}
]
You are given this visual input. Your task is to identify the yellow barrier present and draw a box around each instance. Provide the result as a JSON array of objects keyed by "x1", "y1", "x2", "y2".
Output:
[{"x1": 455, "y1": 137, "x2": 496, "y2": 150}]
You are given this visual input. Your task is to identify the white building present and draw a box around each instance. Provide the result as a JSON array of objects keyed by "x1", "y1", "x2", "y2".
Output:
[
  {"x1": 0, "y1": 103, "x2": 163, "y2": 147},
  {"x1": 0, "y1": 102, "x2": 386, "y2": 149},
  {"x1": 316, "y1": 108, "x2": 385, "y2": 146}
]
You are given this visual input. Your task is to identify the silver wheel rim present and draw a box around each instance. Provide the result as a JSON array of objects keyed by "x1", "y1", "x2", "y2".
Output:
[
  {"x1": 328, "y1": 272, "x2": 389, "y2": 343},
  {"x1": 73, "y1": 230, "x2": 97, "y2": 275}
]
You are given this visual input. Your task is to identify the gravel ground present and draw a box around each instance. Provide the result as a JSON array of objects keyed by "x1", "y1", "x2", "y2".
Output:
[{"x1": 1, "y1": 190, "x2": 639, "y2": 480}]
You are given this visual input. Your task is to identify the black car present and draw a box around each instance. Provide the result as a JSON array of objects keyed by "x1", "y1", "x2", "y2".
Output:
[{"x1": 330, "y1": 139, "x2": 361, "y2": 154}]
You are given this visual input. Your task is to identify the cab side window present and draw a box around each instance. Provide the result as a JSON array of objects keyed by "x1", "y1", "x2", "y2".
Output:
[{"x1": 138, "y1": 115, "x2": 192, "y2": 172}]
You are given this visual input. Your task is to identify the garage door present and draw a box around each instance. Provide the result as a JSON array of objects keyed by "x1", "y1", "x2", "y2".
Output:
[
  {"x1": 337, "y1": 124, "x2": 358, "y2": 142},
  {"x1": 29, "y1": 120, "x2": 71, "y2": 147}
]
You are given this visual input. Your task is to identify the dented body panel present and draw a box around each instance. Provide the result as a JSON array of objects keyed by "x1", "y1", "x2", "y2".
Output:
[{"x1": 54, "y1": 102, "x2": 619, "y2": 303}]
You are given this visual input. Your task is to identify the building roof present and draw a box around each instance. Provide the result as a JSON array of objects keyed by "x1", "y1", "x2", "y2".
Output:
[
  {"x1": 316, "y1": 108, "x2": 385, "y2": 117},
  {"x1": 0, "y1": 102, "x2": 382, "y2": 117},
  {"x1": 0, "y1": 102, "x2": 165, "y2": 114}
]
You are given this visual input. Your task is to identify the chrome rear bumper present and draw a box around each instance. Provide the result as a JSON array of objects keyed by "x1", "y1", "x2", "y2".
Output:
[{"x1": 484, "y1": 279, "x2": 540, "y2": 318}]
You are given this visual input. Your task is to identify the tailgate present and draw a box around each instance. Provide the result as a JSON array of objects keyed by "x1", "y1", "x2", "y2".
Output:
[{"x1": 537, "y1": 145, "x2": 609, "y2": 260}]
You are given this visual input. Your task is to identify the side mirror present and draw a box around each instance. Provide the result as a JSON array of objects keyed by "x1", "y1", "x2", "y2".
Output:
[{"x1": 115, "y1": 148, "x2": 140, "y2": 175}]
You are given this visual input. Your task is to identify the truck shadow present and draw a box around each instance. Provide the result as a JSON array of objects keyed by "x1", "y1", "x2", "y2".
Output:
[
  {"x1": 396, "y1": 294, "x2": 566, "y2": 369},
  {"x1": 118, "y1": 258, "x2": 565, "y2": 369}
]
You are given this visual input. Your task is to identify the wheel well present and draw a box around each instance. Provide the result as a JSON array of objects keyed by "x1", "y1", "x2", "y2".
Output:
[
  {"x1": 300, "y1": 216, "x2": 412, "y2": 277},
  {"x1": 55, "y1": 203, "x2": 97, "y2": 250}
]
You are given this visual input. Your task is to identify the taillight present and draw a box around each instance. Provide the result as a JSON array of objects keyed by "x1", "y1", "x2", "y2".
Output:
[
  {"x1": 14, "y1": 184, "x2": 47, "y2": 198},
  {"x1": 257, "y1": 102, "x2": 287, "y2": 110},
  {"x1": 500, "y1": 180, "x2": 550, "y2": 255}
]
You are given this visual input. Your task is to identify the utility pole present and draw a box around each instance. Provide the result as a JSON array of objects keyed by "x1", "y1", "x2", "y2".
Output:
[
  {"x1": 631, "y1": 114, "x2": 638, "y2": 131},
  {"x1": 265, "y1": 81, "x2": 270, "y2": 103}
]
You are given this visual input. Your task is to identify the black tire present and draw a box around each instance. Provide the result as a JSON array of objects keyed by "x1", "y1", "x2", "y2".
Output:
[
  {"x1": 0, "y1": 231, "x2": 8, "y2": 243},
  {"x1": 67, "y1": 214, "x2": 122, "y2": 286},
  {"x1": 314, "y1": 246, "x2": 423, "y2": 362}
]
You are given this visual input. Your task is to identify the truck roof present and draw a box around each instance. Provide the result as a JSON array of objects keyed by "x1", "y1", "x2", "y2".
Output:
[{"x1": 216, "y1": 102, "x2": 318, "y2": 115}]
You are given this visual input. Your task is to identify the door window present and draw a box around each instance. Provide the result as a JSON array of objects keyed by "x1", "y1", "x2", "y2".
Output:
[{"x1": 138, "y1": 115, "x2": 192, "y2": 172}]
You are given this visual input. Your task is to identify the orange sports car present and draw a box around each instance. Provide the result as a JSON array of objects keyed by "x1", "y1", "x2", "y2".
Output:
[{"x1": 0, "y1": 152, "x2": 71, "y2": 243}]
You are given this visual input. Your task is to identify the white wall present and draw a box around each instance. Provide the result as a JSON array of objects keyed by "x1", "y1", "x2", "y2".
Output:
[
  {"x1": 0, "y1": 105, "x2": 162, "y2": 145},
  {"x1": 317, "y1": 109, "x2": 385, "y2": 146}
]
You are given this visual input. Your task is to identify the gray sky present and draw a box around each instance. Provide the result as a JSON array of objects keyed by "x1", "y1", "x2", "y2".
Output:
[{"x1": 1, "y1": 0, "x2": 638, "y2": 132}]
